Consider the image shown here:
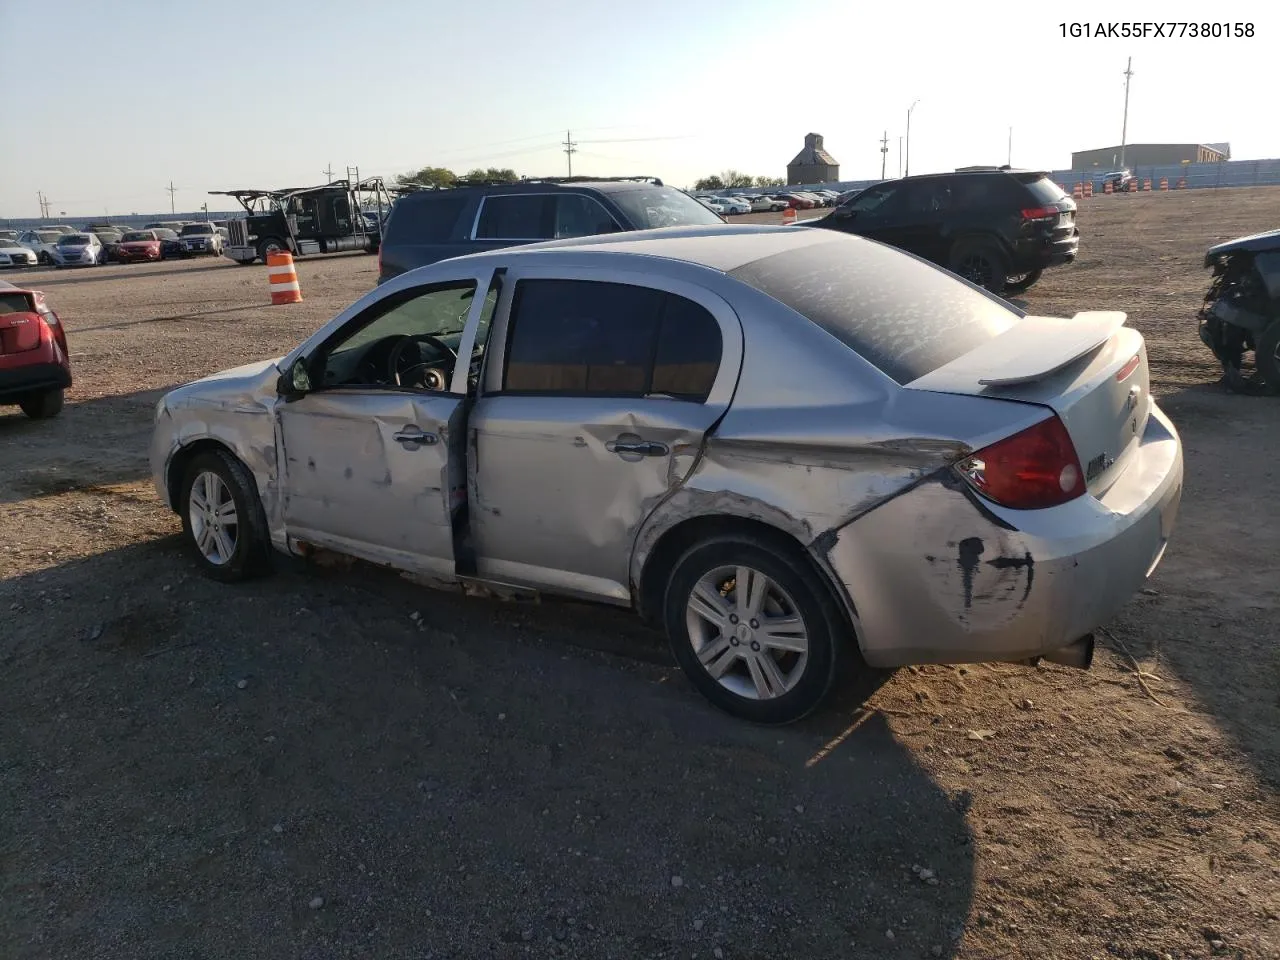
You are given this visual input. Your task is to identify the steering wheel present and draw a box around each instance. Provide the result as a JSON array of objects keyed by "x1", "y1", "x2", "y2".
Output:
[{"x1": 387, "y1": 334, "x2": 459, "y2": 390}]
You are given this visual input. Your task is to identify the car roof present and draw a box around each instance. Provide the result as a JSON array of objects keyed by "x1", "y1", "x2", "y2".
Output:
[
  {"x1": 398, "y1": 178, "x2": 670, "y2": 201},
  {"x1": 440, "y1": 222, "x2": 850, "y2": 273}
]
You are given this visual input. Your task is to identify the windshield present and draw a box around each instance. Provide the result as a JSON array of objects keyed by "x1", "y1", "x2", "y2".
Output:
[
  {"x1": 608, "y1": 187, "x2": 725, "y2": 229},
  {"x1": 59, "y1": 234, "x2": 91, "y2": 245},
  {"x1": 36, "y1": 231, "x2": 62, "y2": 243},
  {"x1": 122, "y1": 231, "x2": 154, "y2": 242},
  {"x1": 181, "y1": 224, "x2": 214, "y2": 235},
  {"x1": 155, "y1": 229, "x2": 177, "y2": 239},
  {"x1": 0, "y1": 292, "x2": 34, "y2": 312},
  {"x1": 0, "y1": 239, "x2": 19, "y2": 249}
]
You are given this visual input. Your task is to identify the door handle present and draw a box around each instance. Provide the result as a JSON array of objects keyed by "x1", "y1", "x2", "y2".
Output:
[
  {"x1": 393, "y1": 426, "x2": 438, "y2": 447},
  {"x1": 606, "y1": 438, "x2": 668, "y2": 457}
]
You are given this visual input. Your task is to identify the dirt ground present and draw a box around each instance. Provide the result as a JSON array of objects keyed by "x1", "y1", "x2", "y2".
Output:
[{"x1": 2, "y1": 188, "x2": 1278, "y2": 960}]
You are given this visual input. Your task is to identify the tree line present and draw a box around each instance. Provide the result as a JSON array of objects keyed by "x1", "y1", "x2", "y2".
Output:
[{"x1": 393, "y1": 165, "x2": 786, "y2": 192}]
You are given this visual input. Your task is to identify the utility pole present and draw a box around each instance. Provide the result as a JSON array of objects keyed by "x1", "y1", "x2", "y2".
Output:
[
  {"x1": 880, "y1": 131, "x2": 889, "y2": 179},
  {"x1": 1119, "y1": 56, "x2": 1134, "y2": 169},
  {"x1": 166, "y1": 180, "x2": 177, "y2": 214},
  {"x1": 897, "y1": 137, "x2": 903, "y2": 178},
  {"x1": 562, "y1": 130, "x2": 577, "y2": 177},
  {"x1": 323, "y1": 164, "x2": 334, "y2": 183},
  {"x1": 905, "y1": 99, "x2": 919, "y2": 177},
  {"x1": 1007, "y1": 126, "x2": 1013, "y2": 167},
  {"x1": 37, "y1": 190, "x2": 50, "y2": 218}
]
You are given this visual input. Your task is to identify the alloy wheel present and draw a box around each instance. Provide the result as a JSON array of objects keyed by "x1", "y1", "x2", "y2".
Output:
[
  {"x1": 685, "y1": 565, "x2": 810, "y2": 700},
  {"x1": 188, "y1": 471, "x2": 239, "y2": 565}
]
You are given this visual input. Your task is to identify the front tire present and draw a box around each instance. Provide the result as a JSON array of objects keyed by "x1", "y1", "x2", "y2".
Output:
[
  {"x1": 257, "y1": 237, "x2": 286, "y2": 262},
  {"x1": 179, "y1": 449, "x2": 272, "y2": 582},
  {"x1": 662, "y1": 533, "x2": 843, "y2": 724},
  {"x1": 20, "y1": 388, "x2": 63, "y2": 419}
]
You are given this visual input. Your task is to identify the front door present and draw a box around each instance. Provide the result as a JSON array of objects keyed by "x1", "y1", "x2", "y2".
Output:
[
  {"x1": 275, "y1": 279, "x2": 492, "y2": 577},
  {"x1": 466, "y1": 267, "x2": 741, "y2": 602}
]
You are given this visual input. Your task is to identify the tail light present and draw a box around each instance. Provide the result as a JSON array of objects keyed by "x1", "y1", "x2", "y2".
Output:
[
  {"x1": 954, "y1": 414, "x2": 1085, "y2": 510},
  {"x1": 1020, "y1": 206, "x2": 1058, "y2": 223}
]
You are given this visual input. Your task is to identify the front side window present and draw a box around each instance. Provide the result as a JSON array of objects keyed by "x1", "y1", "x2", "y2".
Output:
[
  {"x1": 554, "y1": 194, "x2": 621, "y2": 238},
  {"x1": 846, "y1": 184, "x2": 900, "y2": 214},
  {"x1": 502, "y1": 279, "x2": 722, "y2": 400},
  {"x1": 319, "y1": 282, "x2": 479, "y2": 391},
  {"x1": 475, "y1": 195, "x2": 553, "y2": 240}
]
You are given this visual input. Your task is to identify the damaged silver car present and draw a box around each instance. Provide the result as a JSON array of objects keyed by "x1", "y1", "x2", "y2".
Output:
[{"x1": 150, "y1": 224, "x2": 1184, "y2": 723}]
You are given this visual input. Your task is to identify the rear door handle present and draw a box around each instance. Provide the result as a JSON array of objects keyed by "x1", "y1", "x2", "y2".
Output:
[
  {"x1": 393, "y1": 426, "x2": 438, "y2": 448},
  {"x1": 606, "y1": 439, "x2": 668, "y2": 457}
]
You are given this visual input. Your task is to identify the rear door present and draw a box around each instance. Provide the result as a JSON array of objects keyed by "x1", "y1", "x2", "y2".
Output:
[{"x1": 465, "y1": 266, "x2": 743, "y2": 602}]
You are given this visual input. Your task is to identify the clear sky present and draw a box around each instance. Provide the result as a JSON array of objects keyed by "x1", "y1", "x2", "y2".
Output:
[{"x1": 2, "y1": 0, "x2": 1277, "y2": 217}]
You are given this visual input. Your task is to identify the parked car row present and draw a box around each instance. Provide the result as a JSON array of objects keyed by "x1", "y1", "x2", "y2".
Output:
[
  {"x1": 0, "y1": 221, "x2": 231, "y2": 268},
  {"x1": 693, "y1": 189, "x2": 844, "y2": 214}
]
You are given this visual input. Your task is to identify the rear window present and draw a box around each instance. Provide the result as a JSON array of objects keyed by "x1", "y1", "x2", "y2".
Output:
[
  {"x1": 385, "y1": 194, "x2": 470, "y2": 244},
  {"x1": 728, "y1": 237, "x2": 1023, "y2": 385},
  {"x1": 59, "y1": 235, "x2": 90, "y2": 245},
  {"x1": 1022, "y1": 176, "x2": 1068, "y2": 204},
  {"x1": 122, "y1": 231, "x2": 153, "y2": 242},
  {"x1": 0, "y1": 292, "x2": 32, "y2": 312}
]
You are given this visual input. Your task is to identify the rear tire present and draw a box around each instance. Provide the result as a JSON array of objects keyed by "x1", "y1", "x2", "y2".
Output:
[
  {"x1": 20, "y1": 388, "x2": 64, "y2": 420},
  {"x1": 949, "y1": 239, "x2": 1008, "y2": 293},
  {"x1": 662, "y1": 533, "x2": 844, "y2": 724},
  {"x1": 1003, "y1": 268, "x2": 1043, "y2": 294},
  {"x1": 179, "y1": 449, "x2": 273, "y2": 582}
]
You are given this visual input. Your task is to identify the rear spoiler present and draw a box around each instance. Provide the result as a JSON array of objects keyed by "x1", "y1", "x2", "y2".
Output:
[{"x1": 977, "y1": 312, "x2": 1127, "y2": 386}]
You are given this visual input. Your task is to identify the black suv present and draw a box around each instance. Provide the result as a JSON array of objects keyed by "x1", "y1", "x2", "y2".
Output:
[
  {"x1": 377, "y1": 176, "x2": 726, "y2": 284},
  {"x1": 800, "y1": 167, "x2": 1078, "y2": 294}
]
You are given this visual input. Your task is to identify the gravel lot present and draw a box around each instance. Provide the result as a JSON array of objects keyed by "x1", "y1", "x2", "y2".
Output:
[{"x1": 2, "y1": 190, "x2": 1278, "y2": 960}]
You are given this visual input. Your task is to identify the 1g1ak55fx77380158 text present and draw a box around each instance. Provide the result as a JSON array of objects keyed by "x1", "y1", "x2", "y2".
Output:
[{"x1": 1060, "y1": 22, "x2": 1254, "y2": 38}]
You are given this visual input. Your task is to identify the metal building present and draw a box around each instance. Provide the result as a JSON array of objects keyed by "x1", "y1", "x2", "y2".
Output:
[{"x1": 1071, "y1": 143, "x2": 1230, "y2": 170}]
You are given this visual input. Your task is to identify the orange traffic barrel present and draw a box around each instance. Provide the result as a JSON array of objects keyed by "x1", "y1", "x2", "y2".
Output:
[
  {"x1": 781, "y1": 206, "x2": 796, "y2": 225},
  {"x1": 1083, "y1": 181, "x2": 1093, "y2": 197},
  {"x1": 1160, "y1": 177, "x2": 1169, "y2": 190},
  {"x1": 267, "y1": 251, "x2": 302, "y2": 304},
  {"x1": 1104, "y1": 180, "x2": 1113, "y2": 194},
  {"x1": 1072, "y1": 183, "x2": 1083, "y2": 199}
]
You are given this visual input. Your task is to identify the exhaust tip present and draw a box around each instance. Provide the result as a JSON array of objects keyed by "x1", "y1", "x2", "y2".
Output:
[{"x1": 1041, "y1": 634, "x2": 1095, "y2": 670}]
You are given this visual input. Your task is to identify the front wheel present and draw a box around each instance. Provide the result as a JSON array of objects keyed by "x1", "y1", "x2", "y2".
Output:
[
  {"x1": 663, "y1": 534, "x2": 843, "y2": 724},
  {"x1": 179, "y1": 449, "x2": 273, "y2": 582},
  {"x1": 20, "y1": 388, "x2": 63, "y2": 419},
  {"x1": 1003, "y1": 268, "x2": 1043, "y2": 294},
  {"x1": 256, "y1": 237, "x2": 286, "y2": 262}
]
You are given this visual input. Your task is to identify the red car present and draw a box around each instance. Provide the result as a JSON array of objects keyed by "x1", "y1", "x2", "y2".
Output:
[
  {"x1": 0, "y1": 280, "x2": 72, "y2": 419},
  {"x1": 773, "y1": 193, "x2": 816, "y2": 209},
  {"x1": 115, "y1": 229, "x2": 164, "y2": 264}
]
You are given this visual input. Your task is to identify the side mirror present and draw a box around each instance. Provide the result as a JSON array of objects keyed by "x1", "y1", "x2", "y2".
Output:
[{"x1": 278, "y1": 356, "x2": 312, "y2": 400}]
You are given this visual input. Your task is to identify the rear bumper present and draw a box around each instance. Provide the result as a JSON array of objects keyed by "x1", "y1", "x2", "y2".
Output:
[
  {"x1": 823, "y1": 404, "x2": 1182, "y2": 667},
  {"x1": 1013, "y1": 236, "x2": 1078, "y2": 270},
  {"x1": 0, "y1": 361, "x2": 72, "y2": 400}
]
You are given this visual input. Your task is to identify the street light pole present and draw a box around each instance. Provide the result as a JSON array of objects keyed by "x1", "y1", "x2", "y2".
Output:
[{"x1": 905, "y1": 100, "x2": 919, "y2": 176}]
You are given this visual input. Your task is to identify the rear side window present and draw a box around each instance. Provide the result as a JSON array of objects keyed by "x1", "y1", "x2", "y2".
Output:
[
  {"x1": 386, "y1": 195, "x2": 469, "y2": 244},
  {"x1": 951, "y1": 175, "x2": 1010, "y2": 209},
  {"x1": 0, "y1": 293, "x2": 33, "y2": 313},
  {"x1": 475, "y1": 195, "x2": 554, "y2": 240},
  {"x1": 728, "y1": 237, "x2": 1022, "y2": 385},
  {"x1": 503, "y1": 279, "x2": 722, "y2": 400}
]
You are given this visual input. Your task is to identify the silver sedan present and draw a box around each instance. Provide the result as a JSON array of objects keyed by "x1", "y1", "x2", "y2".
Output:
[{"x1": 150, "y1": 224, "x2": 1183, "y2": 723}]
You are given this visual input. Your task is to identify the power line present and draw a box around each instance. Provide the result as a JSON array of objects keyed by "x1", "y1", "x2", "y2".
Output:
[
  {"x1": 1119, "y1": 57, "x2": 1134, "y2": 169},
  {"x1": 562, "y1": 130, "x2": 578, "y2": 177}
]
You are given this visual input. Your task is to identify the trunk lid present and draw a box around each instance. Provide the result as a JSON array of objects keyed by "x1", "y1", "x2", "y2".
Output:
[
  {"x1": 0, "y1": 310, "x2": 44, "y2": 354},
  {"x1": 905, "y1": 311, "x2": 1152, "y2": 496}
]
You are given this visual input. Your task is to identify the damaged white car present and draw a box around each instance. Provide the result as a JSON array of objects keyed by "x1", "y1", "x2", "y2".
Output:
[{"x1": 150, "y1": 224, "x2": 1183, "y2": 723}]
